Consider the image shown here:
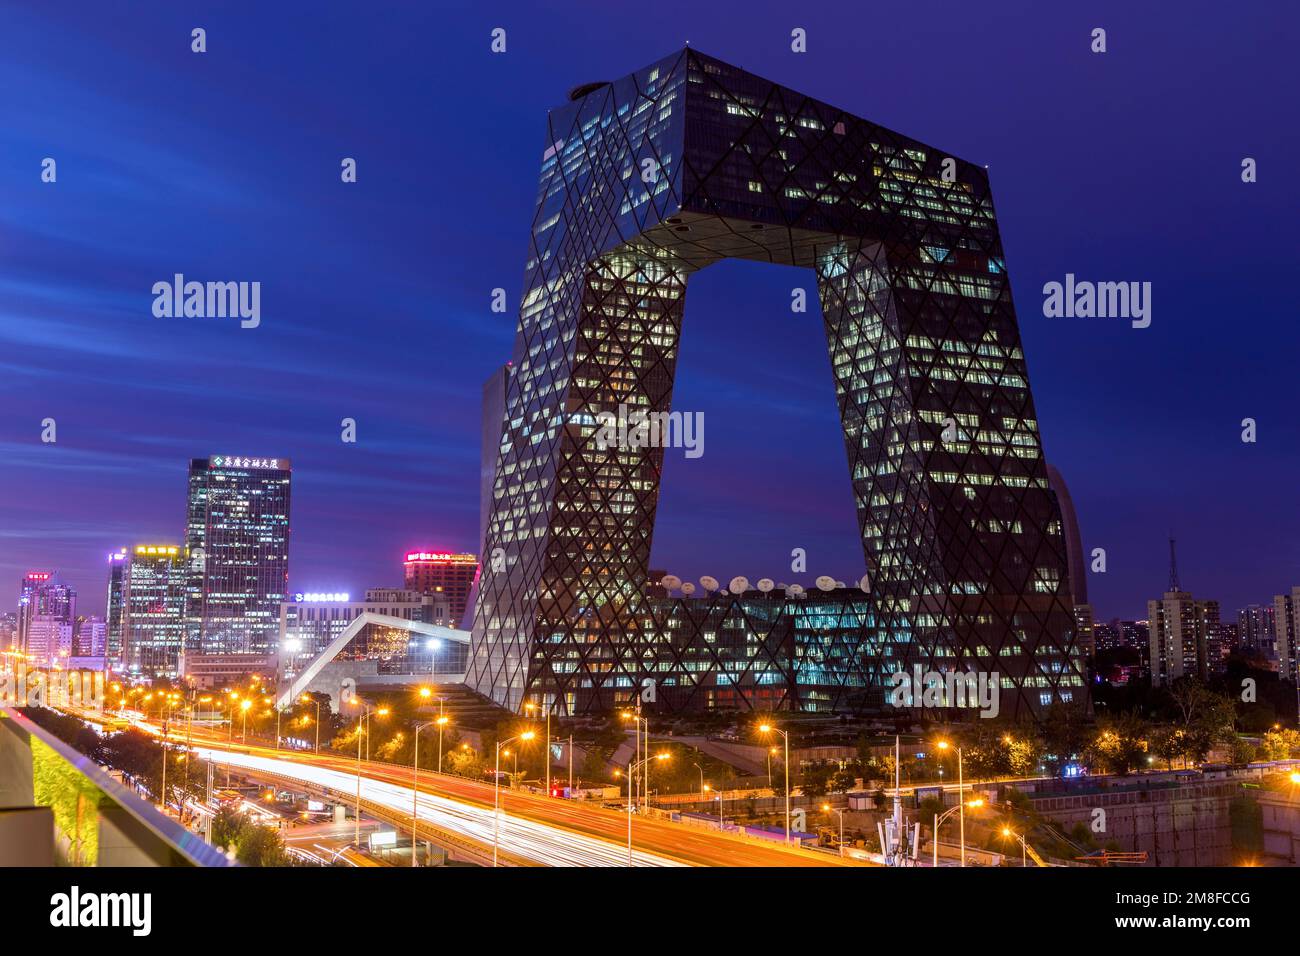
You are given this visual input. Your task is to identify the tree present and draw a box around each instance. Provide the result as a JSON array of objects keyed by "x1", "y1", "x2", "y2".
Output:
[
  {"x1": 1259, "y1": 728, "x2": 1300, "y2": 761},
  {"x1": 1041, "y1": 701, "x2": 1090, "y2": 776},
  {"x1": 236, "y1": 823, "x2": 290, "y2": 866},
  {"x1": 211, "y1": 805, "x2": 247, "y2": 851},
  {"x1": 1088, "y1": 713, "x2": 1149, "y2": 775},
  {"x1": 800, "y1": 761, "x2": 833, "y2": 799}
]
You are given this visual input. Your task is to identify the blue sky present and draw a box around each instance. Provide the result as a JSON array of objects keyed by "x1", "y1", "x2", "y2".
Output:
[{"x1": 2, "y1": 0, "x2": 1297, "y2": 621}]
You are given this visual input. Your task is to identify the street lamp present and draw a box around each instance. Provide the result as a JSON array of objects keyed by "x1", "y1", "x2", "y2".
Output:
[
  {"x1": 623, "y1": 752, "x2": 669, "y2": 866},
  {"x1": 936, "y1": 740, "x2": 968, "y2": 866},
  {"x1": 300, "y1": 694, "x2": 321, "y2": 754},
  {"x1": 821, "y1": 803, "x2": 846, "y2": 847},
  {"x1": 1001, "y1": 826, "x2": 1030, "y2": 867},
  {"x1": 620, "y1": 709, "x2": 650, "y2": 811},
  {"x1": 493, "y1": 731, "x2": 536, "y2": 867},
  {"x1": 932, "y1": 798, "x2": 984, "y2": 867},
  {"x1": 693, "y1": 762, "x2": 706, "y2": 802},
  {"x1": 411, "y1": 718, "x2": 445, "y2": 867},
  {"x1": 758, "y1": 723, "x2": 791, "y2": 844},
  {"x1": 240, "y1": 697, "x2": 252, "y2": 743},
  {"x1": 525, "y1": 701, "x2": 554, "y2": 797},
  {"x1": 348, "y1": 698, "x2": 388, "y2": 849}
]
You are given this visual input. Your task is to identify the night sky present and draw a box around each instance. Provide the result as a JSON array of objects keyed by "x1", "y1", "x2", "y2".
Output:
[{"x1": 2, "y1": 1, "x2": 1297, "y2": 622}]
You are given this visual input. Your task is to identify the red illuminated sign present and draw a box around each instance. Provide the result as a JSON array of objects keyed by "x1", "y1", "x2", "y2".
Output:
[
  {"x1": 25, "y1": 572, "x2": 51, "y2": 581},
  {"x1": 404, "y1": 551, "x2": 475, "y2": 564}
]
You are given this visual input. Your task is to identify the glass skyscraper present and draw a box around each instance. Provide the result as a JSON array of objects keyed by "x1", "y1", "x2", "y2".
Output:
[
  {"x1": 470, "y1": 49, "x2": 1085, "y2": 719},
  {"x1": 184, "y1": 456, "x2": 291, "y2": 658},
  {"x1": 115, "y1": 545, "x2": 187, "y2": 678}
]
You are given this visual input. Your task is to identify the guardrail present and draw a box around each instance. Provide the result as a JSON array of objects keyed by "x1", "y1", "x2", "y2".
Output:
[{"x1": 0, "y1": 705, "x2": 234, "y2": 867}]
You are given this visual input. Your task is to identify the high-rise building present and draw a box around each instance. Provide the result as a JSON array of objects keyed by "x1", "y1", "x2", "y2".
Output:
[
  {"x1": 1272, "y1": 586, "x2": 1300, "y2": 683},
  {"x1": 105, "y1": 549, "x2": 127, "y2": 668},
  {"x1": 16, "y1": 572, "x2": 75, "y2": 661},
  {"x1": 1045, "y1": 463, "x2": 1087, "y2": 606},
  {"x1": 25, "y1": 617, "x2": 72, "y2": 668},
  {"x1": 403, "y1": 552, "x2": 477, "y2": 627},
  {"x1": 119, "y1": 545, "x2": 188, "y2": 678},
  {"x1": 73, "y1": 614, "x2": 107, "y2": 658},
  {"x1": 185, "y1": 456, "x2": 292, "y2": 660},
  {"x1": 1073, "y1": 604, "x2": 1096, "y2": 659},
  {"x1": 481, "y1": 362, "x2": 512, "y2": 556},
  {"x1": 470, "y1": 49, "x2": 1084, "y2": 717},
  {"x1": 1148, "y1": 591, "x2": 1221, "y2": 685},
  {"x1": 1118, "y1": 619, "x2": 1150, "y2": 650},
  {"x1": 1092, "y1": 620, "x2": 1121, "y2": 652},
  {"x1": 1238, "y1": 604, "x2": 1277, "y2": 657}
]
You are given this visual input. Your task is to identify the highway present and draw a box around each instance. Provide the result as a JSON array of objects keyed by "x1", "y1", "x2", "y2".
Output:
[{"x1": 150, "y1": 716, "x2": 858, "y2": 867}]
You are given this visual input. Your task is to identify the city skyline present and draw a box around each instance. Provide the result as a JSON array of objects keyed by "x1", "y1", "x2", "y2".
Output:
[{"x1": 3, "y1": 2, "x2": 1299, "y2": 627}]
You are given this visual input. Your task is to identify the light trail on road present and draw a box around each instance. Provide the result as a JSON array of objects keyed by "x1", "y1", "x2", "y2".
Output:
[{"x1": 194, "y1": 746, "x2": 686, "y2": 867}]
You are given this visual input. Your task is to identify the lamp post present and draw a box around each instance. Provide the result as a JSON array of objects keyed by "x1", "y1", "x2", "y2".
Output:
[
  {"x1": 620, "y1": 709, "x2": 650, "y2": 811},
  {"x1": 411, "y1": 719, "x2": 439, "y2": 867},
  {"x1": 348, "y1": 698, "x2": 388, "y2": 849},
  {"x1": 936, "y1": 740, "x2": 967, "y2": 866},
  {"x1": 933, "y1": 798, "x2": 984, "y2": 867},
  {"x1": 759, "y1": 723, "x2": 791, "y2": 844},
  {"x1": 493, "y1": 731, "x2": 536, "y2": 867},
  {"x1": 693, "y1": 763, "x2": 706, "y2": 802},
  {"x1": 623, "y1": 753, "x2": 669, "y2": 866},
  {"x1": 525, "y1": 701, "x2": 554, "y2": 796},
  {"x1": 300, "y1": 694, "x2": 321, "y2": 754},
  {"x1": 1002, "y1": 826, "x2": 1029, "y2": 867},
  {"x1": 240, "y1": 697, "x2": 252, "y2": 744},
  {"x1": 821, "y1": 803, "x2": 846, "y2": 847}
]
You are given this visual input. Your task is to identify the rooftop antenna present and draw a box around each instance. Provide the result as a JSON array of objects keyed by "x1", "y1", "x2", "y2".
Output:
[{"x1": 1168, "y1": 536, "x2": 1180, "y2": 592}]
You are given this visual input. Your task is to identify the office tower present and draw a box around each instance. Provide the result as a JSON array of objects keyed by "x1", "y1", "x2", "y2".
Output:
[
  {"x1": 105, "y1": 549, "x2": 127, "y2": 668},
  {"x1": 73, "y1": 615, "x2": 107, "y2": 658},
  {"x1": 403, "y1": 551, "x2": 477, "y2": 626},
  {"x1": 470, "y1": 49, "x2": 1084, "y2": 717},
  {"x1": 1238, "y1": 603, "x2": 1276, "y2": 656},
  {"x1": 1073, "y1": 604, "x2": 1096, "y2": 659},
  {"x1": 1272, "y1": 586, "x2": 1300, "y2": 683},
  {"x1": 1046, "y1": 463, "x2": 1087, "y2": 605},
  {"x1": 25, "y1": 617, "x2": 72, "y2": 668},
  {"x1": 16, "y1": 572, "x2": 75, "y2": 659},
  {"x1": 119, "y1": 545, "x2": 188, "y2": 678},
  {"x1": 0, "y1": 613, "x2": 17, "y2": 652},
  {"x1": 185, "y1": 456, "x2": 292, "y2": 659},
  {"x1": 1148, "y1": 592, "x2": 1221, "y2": 685},
  {"x1": 481, "y1": 362, "x2": 512, "y2": 556}
]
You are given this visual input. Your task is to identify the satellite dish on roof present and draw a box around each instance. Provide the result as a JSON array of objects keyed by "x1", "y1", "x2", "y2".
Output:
[
  {"x1": 757, "y1": 578, "x2": 774, "y2": 593},
  {"x1": 700, "y1": 576, "x2": 719, "y2": 593},
  {"x1": 788, "y1": 584, "x2": 805, "y2": 597},
  {"x1": 816, "y1": 575, "x2": 836, "y2": 592},
  {"x1": 661, "y1": 574, "x2": 682, "y2": 591},
  {"x1": 858, "y1": 573, "x2": 871, "y2": 592},
  {"x1": 835, "y1": 580, "x2": 846, "y2": 589},
  {"x1": 729, "y1": 576, "x2": 750, "y2": 594},
  {"x1": 681, "y1": 582, "x2": 696, "y2": 596},
  {"x1": 776, "y1": 582, "x2": 787, "y2": 590},
  {"x1": 718, "y1": 587, "x2": 730, "y2": 596}
]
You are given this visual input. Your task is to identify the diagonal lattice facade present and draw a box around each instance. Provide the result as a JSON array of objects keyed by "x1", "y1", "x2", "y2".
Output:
[{"x1": 469, "y1": 49, "x2": 1087, "y2": 720}]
